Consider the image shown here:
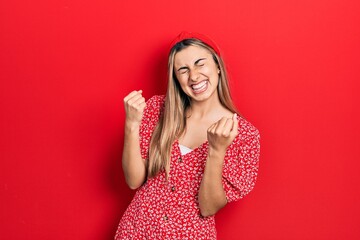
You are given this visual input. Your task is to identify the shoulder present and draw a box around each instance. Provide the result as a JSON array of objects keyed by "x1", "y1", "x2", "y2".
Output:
[
  {"x1": 142, "y1": 95, "x2": 166, "y2": 122},
  {"x1": 237, "y1": 116, "x2": 260, "y2": 141},
  {"x1": 140, "y1": 95, "x2": 165, "y2": 133},
  {"x1": 224, "y1": 116, "x2": 260, "y2": 161},
  {"x1": 228, "y1": 116, "x2": 260, "y2": 152},
  {"x1": 145, "y1": 95, "x2": 166, "y2": 110}
]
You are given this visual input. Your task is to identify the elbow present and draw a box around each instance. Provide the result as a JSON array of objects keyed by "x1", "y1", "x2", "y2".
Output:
[
  {"x1": 199, "y1": 200, "x2": 227, "y2": 218},
  {"x1": 200, "y1": 208, "x2": 216, "y2": 218},
  {"x1": 125, "y1": 178, "x2": 143, "y2": 190},
  {"x1": 127, "y1": 183, "x2": 140, "y2": 190},
  {"x1": 123, "y1": 171, "x2": 147, "y2": 190}
]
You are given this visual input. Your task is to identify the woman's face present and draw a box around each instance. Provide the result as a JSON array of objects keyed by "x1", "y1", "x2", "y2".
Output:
[{"x1": 173, "y1": 45, "x2": 220, "y2": 103}]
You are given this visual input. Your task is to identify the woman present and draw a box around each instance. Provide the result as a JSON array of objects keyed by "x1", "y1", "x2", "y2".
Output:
[{"x1": 115, "y1": 32, "x2": 260, "y2": 239}]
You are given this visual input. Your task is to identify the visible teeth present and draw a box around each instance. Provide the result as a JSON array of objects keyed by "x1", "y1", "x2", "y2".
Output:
[{"x1": 192, "y1": 81, "x2": 207, "y2": 90}]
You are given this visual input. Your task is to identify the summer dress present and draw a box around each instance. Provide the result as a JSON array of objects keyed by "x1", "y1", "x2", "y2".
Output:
[{"x1": 115, "y1": 95, "x2": 260, "y2": 239}]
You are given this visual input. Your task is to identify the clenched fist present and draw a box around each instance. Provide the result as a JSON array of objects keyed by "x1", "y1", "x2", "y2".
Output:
[
  {"x1": 207, "y1": 113, "x2": 239, "y2": 154},
  {"x1": 123, "y1": 90, "x2": 146, "y2": 128}
]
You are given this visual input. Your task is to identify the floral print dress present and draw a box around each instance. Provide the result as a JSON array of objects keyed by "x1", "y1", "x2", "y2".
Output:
[{"x1": 115, "y1": 95, "x2": 260, "y2": 239}]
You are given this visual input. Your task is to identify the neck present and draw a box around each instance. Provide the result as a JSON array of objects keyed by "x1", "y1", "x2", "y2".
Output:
[{"x1": 187, "y1": 92, "x2": 223, "y2": 119}]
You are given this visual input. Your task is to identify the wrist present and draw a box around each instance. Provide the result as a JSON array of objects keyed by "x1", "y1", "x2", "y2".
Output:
[
  {"x1": 207, "y1": 147, "x2": 226, "y2": 165},
  {"x1": 208, "y1": 147, "x2": 226, "y2": 158},
  {"x1": 125, "y1": 121, "x2": 140, "y2": 133}
]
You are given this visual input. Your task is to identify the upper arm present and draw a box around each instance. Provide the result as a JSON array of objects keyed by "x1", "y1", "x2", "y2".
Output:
[
  {"x1": 139, "y1": 95, "x2": 165, "y2": 161},
  {"x1": 222, "y1": 120, "x2": 261, "y2": 203}
]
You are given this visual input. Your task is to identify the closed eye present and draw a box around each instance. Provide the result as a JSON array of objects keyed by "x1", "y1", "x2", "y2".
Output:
[
  {"x1": 177, "y1": 66, "x2": 189, "y2": 74},
  {"x1": 177, "y1": 58, "x2": 206, "y2": 73},
  {"x1": 195, "y1": 58, "x2": 206, "y2": 66}
]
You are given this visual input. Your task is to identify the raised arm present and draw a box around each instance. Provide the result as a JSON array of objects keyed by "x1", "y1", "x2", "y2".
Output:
[
  {"x1": 198, "y1": 114, "x2": 239, "y2": 217},
  {"x1": 122, "y1": 90, "x2": 147, "y2": 189}
]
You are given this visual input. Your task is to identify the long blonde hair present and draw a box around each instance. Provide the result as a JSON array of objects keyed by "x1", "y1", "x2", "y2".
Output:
[{"x1": 148, "y1": 39, "x2": 239, "y2": 178}]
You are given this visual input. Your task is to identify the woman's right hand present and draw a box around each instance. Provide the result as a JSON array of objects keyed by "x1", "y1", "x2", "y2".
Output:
[{"x1": 123, "y1": 90, "x2": 146, "y2": 127}]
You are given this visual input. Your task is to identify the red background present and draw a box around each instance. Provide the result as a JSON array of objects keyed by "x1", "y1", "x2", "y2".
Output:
[{"x1": 1, "y1": 0, "x2": 359, "y2": 239}]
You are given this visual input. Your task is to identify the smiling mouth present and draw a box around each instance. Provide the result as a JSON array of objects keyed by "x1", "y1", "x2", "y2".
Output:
[{"x1": 191, "y1": 80, "x2": 208, "y2": 94}]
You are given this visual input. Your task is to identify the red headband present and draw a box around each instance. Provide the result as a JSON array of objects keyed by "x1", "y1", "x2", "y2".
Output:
[{"x1": 169, "y1": 31, "x2": 221, "y2": 56}]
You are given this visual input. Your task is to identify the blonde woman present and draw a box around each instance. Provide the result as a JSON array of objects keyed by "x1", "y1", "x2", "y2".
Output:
[{"x1": 115, "y1": 32, "x2": 260, "y2": 239}]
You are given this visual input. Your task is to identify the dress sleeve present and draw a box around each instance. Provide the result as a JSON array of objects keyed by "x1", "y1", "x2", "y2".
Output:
[
  {"x1": 139, "y1": 95, "x2": 165, "y2": 161},
  {"x1": 222, "y1": 118, "x2": 261, "y2": 203}
]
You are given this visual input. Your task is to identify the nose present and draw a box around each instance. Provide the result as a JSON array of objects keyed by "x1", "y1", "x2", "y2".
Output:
[{"x1": 189, "y1": 69, "x2": 200, "y2": 81}]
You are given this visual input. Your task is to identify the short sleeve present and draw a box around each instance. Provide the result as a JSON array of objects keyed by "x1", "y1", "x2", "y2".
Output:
[
  {"x1": 222, "y1": 118, "x2": 261, "y2": 203},
  {"x1": 139, "y1": 95, "x2": 165, "y2": 161}
]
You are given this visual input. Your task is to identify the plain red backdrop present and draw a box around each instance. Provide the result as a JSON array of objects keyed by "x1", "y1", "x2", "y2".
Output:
[{"x1": 1, "y1": 0, "x2": 359, "y2": 239}]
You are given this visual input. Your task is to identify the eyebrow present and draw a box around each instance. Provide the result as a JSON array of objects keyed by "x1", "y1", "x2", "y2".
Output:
[
  {"x1": 177, "y1": 58, "x2": 207, "y2": 71},
  {"x1": 195, "y1": 58, "x2": 206, "y2": 64}
]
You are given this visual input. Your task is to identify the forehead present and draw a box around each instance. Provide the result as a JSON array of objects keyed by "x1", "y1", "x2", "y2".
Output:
[{"x1": 174, "y1": 45, "x2": 212, "y2": 66}]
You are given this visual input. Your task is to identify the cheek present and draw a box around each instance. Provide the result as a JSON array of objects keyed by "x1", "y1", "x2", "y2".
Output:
[
  {"x1": 176, "y1": 73, "x2": 189, "y2": 84},
  {"x1": 176, "y1": 75, "x2": 188, "y2": 87},
  {"x1": 201, "y1": 64, "x2": 218, "y2": 76}
]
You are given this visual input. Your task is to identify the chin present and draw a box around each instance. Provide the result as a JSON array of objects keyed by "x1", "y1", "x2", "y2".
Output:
[{"x1": 190, "y1": 91, "x2": 215, "y2": 102}]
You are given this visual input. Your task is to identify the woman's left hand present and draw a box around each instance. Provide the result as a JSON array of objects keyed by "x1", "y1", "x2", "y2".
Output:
[{"x1": 207, "y1": 113, "x2": 239, "y2": 154}]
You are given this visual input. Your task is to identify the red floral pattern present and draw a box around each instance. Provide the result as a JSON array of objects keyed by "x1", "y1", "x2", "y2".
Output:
[{"x1": 115, "y1": 95, "x2": 260, "y2": 239}]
